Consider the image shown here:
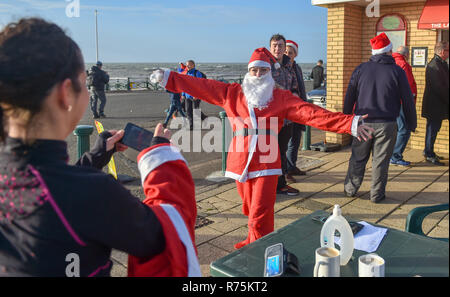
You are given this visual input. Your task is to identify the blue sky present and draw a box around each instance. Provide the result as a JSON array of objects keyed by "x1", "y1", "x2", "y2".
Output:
[{"x1": 0, "y1": 0, "x2": 328, "y2": 63}]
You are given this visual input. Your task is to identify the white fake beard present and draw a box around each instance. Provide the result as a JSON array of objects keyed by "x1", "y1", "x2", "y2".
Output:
[{"x1": 242, "y1": 72, "x2": 275, "y2": 110}]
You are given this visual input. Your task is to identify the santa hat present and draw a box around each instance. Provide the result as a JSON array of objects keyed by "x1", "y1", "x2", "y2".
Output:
[
  {"x1": 370, "y1": 33, "x2": 393, "y2": 55},
  {"x1": 248, "y1": 47, "x2": 280, "y2": 70},
  {"x1": 286, "y1": 40, "x2": 298, "y2": 54}
]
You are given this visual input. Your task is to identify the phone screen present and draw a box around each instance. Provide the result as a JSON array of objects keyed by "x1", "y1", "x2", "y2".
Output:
[
  {"x1": 266, "y1": 255, "x2": 281, "y2": 277},
  {"x1": 121, "y1": 123, "x2": 154, "y2": 151}
]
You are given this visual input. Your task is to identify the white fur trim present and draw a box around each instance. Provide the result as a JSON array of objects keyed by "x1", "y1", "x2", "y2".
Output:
[
  {"x1": 138, "y1": 145, "x2": 187, "y2": 186},
  {"x1": 372, "y1": 42, "x2": 392, "y2": 55},
  {"x1": 161, "y1": 69, "x2": 171, "y2": 88},
  {"x1": 225, "y1": 169, "x2": 283, "y2": 182},
  {"x1": 237, "y1": 103, "x2": 259, "y2": 183},
  {"x1": 286, "y1": 42, "x2": 298, "y2": 53},
  {"x1": 351, "y1": 115, "x2": 361, "y2": 137},
  {"x1": 248, "y1": 60, "x2": 271, "y2": 70},
  {"x1": 274, "y1": 62, "x2": 281, "y2": 69},
  {"x1": 160, "y1": 204, "x2": 201, "y2": 277}
]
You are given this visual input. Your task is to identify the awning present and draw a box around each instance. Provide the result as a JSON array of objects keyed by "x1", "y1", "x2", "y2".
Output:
[{"x1": 418, "y1": 0, "x2": 449, "y2": 30}]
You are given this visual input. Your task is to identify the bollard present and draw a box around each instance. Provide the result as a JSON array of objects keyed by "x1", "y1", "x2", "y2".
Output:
[
  {"x1": 301, "y1": 99, "x2": 314, "y2": 151},
  {"x1": 73, "y1": 125, "x2": 94, "y2": 159},
  {"x1": 219, "y1": 111, "x2": 228, "y2": 175}
]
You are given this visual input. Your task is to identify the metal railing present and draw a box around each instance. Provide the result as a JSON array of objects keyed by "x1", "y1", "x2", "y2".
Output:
[{"x1": 105, "y1": 75, "x2": 245, "y2": 92}]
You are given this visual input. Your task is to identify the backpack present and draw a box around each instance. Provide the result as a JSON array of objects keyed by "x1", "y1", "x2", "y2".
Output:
[
  {"x1": 195, "y1": 70, "x2": 207, "y2": 79},
  {"x1": 86, "y1": 71, "x2": 94, "y2": 87}
]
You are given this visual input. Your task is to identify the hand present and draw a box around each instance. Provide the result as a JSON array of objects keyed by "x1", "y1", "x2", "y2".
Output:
[
  {"x1": 154, "y1": 123, "x2": 171, "y2": 141},
  {"x1": 356, "y1": 114, "x2": 375, "y2": 142},
  {"x1": 149, "y1": 69, "x2": 164, "y2": 84},
  {"x1": 106, "y1": 130, "x2": 128, "y2": 152}
]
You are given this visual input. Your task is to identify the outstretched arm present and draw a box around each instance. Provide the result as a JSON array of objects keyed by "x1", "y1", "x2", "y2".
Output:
[{"x1": 151, "y1": 69, "x2": 232, "y2": 107}]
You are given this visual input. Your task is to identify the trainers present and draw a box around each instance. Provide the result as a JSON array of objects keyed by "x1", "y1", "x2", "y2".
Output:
[
  {"x1": 390, "y1": 159, "x2": 411, "y2": 166},
  {"x1": 426, "y1": 156, "x2": 445, "y2": 166},
  {"x1": 285, "y1": 174, "x2": 297, "y2": 184},
  {"x1": 99, "y1": 114, "x2": 106, "y2": 118},
  {"x1": 93, "y1": 114, "x2": 99, "y2": 119},
  {"x1": 287, "y1": 167, "x2": 306, "y2": 176},
  {"x1": 371, "y1": 195, "x2": 386, "y2": 204},
  {"x1": 277, "y1": 185, "x2": 299, "y2": 196}
]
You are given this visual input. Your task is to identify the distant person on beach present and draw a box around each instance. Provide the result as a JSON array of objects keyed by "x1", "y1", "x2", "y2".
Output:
[
  {"x1": 151, "y1": 47, "x2": 374, "y2": 249},
  {"x1": 163, "y1": 90, "x2": 187, "y2": 128},
  {"x1": 181, "y1": 60, "x2": 207, "y2": 130},
  {"x1": 311, "y1": 59, "x2": 325, "y2": 89},
  {"x1": 390, "y1": 46, "x2": 417, "y2": 167},
  {"x1": 269, "y1": 34, "x2": 299, "y2": 196},
  {"x1": 285, "y1": 40, "x2": 307, "y2": 183},
  {"x1": 421, "y1": 41, "x2": 449, "y2": 166},
  {"x1": 87, "y1": 61, "x2": 109, "y2": 119},
  {"x1": 343, "y1": 33, "x2": 416, "y2": 204},
  {"x1": 0, "y1": 18, "x2": 200, "y2": 277}
]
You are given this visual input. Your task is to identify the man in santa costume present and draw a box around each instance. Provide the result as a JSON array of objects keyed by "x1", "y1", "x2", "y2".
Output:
[
  {"x1": 151, "y1": 48, "x2": 374, "y2": 249},
  {"x1": 128, "y1": 123, "x2": 201, "y2": 277}
]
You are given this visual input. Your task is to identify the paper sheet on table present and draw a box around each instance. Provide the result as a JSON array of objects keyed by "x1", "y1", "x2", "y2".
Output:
[{"x1": 335, "y1": 221, "x2": 388, "y2": 253}]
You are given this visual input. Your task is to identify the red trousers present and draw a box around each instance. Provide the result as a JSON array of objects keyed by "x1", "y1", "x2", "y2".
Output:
[{"x1": 234, "y1": 175, "x2": 278, "y2": 249}]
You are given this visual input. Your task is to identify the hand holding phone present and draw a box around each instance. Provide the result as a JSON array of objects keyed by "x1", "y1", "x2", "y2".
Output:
[{"x1": 120, "y1": 123, "x2": 154, "y2": 151}]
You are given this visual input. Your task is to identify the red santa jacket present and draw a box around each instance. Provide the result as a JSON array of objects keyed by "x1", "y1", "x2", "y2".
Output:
[
  {"x1": 392, "y1": 53, "x2": 417, "y2": 103},
  {"x1": 161, "y1": 70, "x2": 357, "y2": 183},
  {"x1": 128, "y1": 143, "x2": 201, "y2": 277}
]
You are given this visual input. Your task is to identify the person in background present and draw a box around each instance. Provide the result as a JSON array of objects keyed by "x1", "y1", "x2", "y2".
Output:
[
  {"x1": 310, "y1": 59, "x2": 325, "y2": 89},
  {"x1": 421, "y1": 41, "x2": 449, "y2": 166},
  {"x1": 182, "y1": 60, "x2": 207, "y2": 130},
  {"x1": 390, "y1": 46, "x2": 417, "y2": 167},
  {"x1": 151, "y1": 47, "x2": 374, "y2": 250},
  {"x1": 163, "y1": 90, "x2": 187, "y2": 128},
  {"x1": 285, "y1": 39, "x2": 307, "y2": 183},
  {"x1": 269, "y1": 34, "x2": 299, "y2": 196},
  {"x1": 0, "y1": 18, "x2": 200, "y2": 277},
  {"x1": 343, "y1": 33, "x2": 416, "y2": 204},
  {"x1": 88, "y1": 61, "x2": 109, "y2": 119}
]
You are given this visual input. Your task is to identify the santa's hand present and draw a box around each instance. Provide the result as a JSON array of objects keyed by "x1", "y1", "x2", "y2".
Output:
[
  {"x1": 356, "y1": 114, "x2": 375, "y2": 142},
  {"x1": 149, "y1": 69, "x2": 164, "y2": 84}
]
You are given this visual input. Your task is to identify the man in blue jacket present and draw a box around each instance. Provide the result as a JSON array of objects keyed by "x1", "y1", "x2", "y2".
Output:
[
  {"x1": 182, "y1": 60, "x2": 207, "y2": 130},
  {"x1": 343, "y1": 33, "x2": 416, "y2": 203}
]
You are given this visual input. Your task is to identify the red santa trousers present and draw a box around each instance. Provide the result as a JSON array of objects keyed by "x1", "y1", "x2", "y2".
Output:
[{"x1": 234, "y1": 175, "x2": 278, "y2": 249}]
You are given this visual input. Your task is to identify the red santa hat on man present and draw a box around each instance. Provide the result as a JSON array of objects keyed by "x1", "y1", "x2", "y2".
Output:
[
  {"x1": 248, "y1": 47, "x2": 280, "y2": 70},
  {"x1": 286, "y1": 40, "x2": 299, "y2": 54},
  {"x1": 370, "y1": 32, "x2": 393, "y2": 55}
]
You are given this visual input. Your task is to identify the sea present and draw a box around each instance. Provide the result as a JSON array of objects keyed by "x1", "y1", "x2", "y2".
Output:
[{"x1": 85, "y1": 62, "x2": 320, "y2": 81}]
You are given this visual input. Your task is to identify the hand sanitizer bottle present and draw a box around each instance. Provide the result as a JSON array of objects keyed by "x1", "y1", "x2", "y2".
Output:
[{"x1": 320, "y1": 205, "x2": 354, "y2": 265}]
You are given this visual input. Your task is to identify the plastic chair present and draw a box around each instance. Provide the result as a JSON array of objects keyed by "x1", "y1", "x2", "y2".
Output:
[{"x1": 405, "y1": 203, "x2": 449, "y2": 242}]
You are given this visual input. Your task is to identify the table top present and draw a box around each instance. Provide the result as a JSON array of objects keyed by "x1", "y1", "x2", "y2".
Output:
[{"x1": 210, "y1": 210, "x2": 449, "y2": 277}]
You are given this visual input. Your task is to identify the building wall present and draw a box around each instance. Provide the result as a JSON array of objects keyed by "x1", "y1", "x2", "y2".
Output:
[{"x1": 325, "y1": 1, "x2": 449, "y2": 154}]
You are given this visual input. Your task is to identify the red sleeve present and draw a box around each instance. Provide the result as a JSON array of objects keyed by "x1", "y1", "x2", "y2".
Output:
[
  {"x1": 127, "y1": 143, "x2": 199, "y2": 277},
  {"x1": 282, "y1": 90, "x2": 354, "y2": 134},
  {"x1": 403, "y1": 64, "x2": 417, "y2": 102},
  {"x1": 164, "y1": 70, "x2": 233, "y2": 107}
]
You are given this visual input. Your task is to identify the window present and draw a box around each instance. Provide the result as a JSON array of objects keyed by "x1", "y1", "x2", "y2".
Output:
[{"x1": 376, "y1": 14, "x2": 407, "y2": 52}]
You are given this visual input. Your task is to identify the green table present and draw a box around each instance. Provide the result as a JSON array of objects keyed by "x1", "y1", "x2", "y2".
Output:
[{"x1": 210, "y1": 210, "x2": 449, "y2": 277}]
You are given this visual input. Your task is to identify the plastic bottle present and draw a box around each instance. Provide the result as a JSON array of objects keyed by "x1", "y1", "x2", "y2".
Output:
[{"x1": 320, "y1": 205, "x2": 354, "y2": 265}]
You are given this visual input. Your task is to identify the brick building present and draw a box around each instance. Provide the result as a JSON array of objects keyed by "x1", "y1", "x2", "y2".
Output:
[{"x1": 312, "y1": 0, "x2": 449, "y2": 154}]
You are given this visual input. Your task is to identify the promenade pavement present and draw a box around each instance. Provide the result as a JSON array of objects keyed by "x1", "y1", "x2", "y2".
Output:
[{"x1": 67, "y1": 90, "x2": 449, "y2": 277}]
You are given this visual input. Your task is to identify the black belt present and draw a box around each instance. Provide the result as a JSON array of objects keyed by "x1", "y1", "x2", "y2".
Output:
[{"x1": 233, "y1": 128, "x2": 277, "y2": 137}]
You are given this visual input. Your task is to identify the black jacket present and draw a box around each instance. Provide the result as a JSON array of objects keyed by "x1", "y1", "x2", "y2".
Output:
[
  {"x1": 311, "y1": 65, "x2": 324, "y2": 88},
  {"x1": 421, "y1": 54, "x2": 449, "y2": 121},
  {"x1": 89, "y1": 66, "x2": 110, "y2": 90},
  {"x1": 0, "y1": 133, "x2": 165, "y2": 276},
  {"x1": 343, "y1": 54, "x2": 417, "y2": 132}
]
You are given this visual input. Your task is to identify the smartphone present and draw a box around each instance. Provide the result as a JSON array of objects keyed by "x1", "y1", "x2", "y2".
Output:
[
  {"x1": 312, "y1": 215, "x2": 365, "y2": 235},
  {"x1": 264, "y1": 243, "x2": 284, "y2": 277},
  {"x1": 121, "y1": 123, "x2": 154, "y2": 151}
]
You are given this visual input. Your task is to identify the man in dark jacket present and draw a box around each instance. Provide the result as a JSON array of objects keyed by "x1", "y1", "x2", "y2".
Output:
[
  {"x1": 421, "y1": 41, "x2": 449, "y2": 166},
  {"x1": 343, "y1": 33, "x2": 416, "y2": 203},
  {"x1": 310, "y1": 60, "x2": 325, "y2": 89},
  {"x1": 88, "y1": 61, "x2": 109, "y2": 118}
]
